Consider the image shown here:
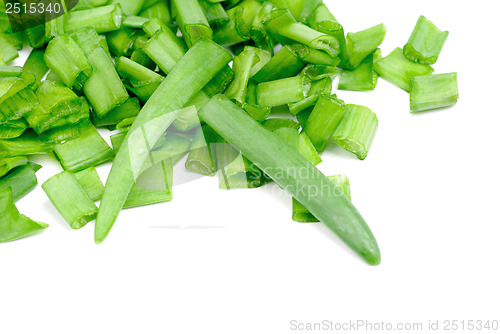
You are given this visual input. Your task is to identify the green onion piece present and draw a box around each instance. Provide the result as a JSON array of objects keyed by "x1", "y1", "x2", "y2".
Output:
[
  {"x1": 0, "y1": 164, "x2": 39, "y2": 202},
  {"x1": 185, "y1": 124, "x2": 218, "y2": 176},
  {"x1": 142, "y1": 17, "x2": 170, "y2": 37},
  {"x1": 213, "y1": 0, "x2": 262, "y2": 47},
  {"x1": 262, "y1": 118, "x2": 300, "y2": 132},
  {"x1": 0, "y1": 131, "x2": 52, "y2": 157},
  {"x1": 39, "y1": 120, "x2": 90, "y2": 144},
  {"x1": 150, "y1": 133, "x2": 193, "y2": 166},
  {"x1": 74, "y1": 167, "x2": 105, "y2": 202},
  {"x1": 200, "y1": 0, "x2": 229, "y2": 27},
  {"x1": 247, "y1": 47, "x2": 271, "y2": 77},
  {"x1": 173, "y1": 95, "x2": 209, "y2": 132},
  {"x1": 410, "y1": 73, "x2": 458, "y2": 113},
  {"x1": 0, "y1": 155, "x2": 28, "y2": 178},
  {"x1": 272, "y1": 127, "x2": 322, "y2": 165},
  {"x1": 139, "y1": 1, "x2": 173, "y2": 30},
  {"x1": 243, "y1": 103, "x2": 271, "y2": 122},
  {"x1": 304, "y1": 94, "x2": 346, "y2": 153},
  {"x1": 215, "y1": 139, "x2": 262, "y2": 189},
  {"x1": 199, "y1": 95, "x2": 381, "y2": 265},
  {"x1": 123, "y1": 16, "x2": 149, "y2": 29},
  {"x1": 42, "y1": 171, "x2": 98, "y2": 229},
  {"x1": 374, "y1": 47, "x2": 434, "y2": 92},
  {"x1": 0, "y1": 66, "x2": 22, "y2": 78},
  {"x1": 267, "y1": 0, "x2": 304, "y2": 20},
  {"x1": 95, "y1": 38, "x2": 232, "y2": 243},
  {"x1": 53, "y1": 125, "x2": 114, "y2": 172},
  {"x1": 172, "y1": 0, "x2": 212, "y2": 47},
  {"x1": 346, "y1": 23, "x2": 386, "y2": 69},
  {"x1": 111, "y1": 0, "x2": 146, "y2": 16},
  {"x1": 289, "y1": 43, "x2": 340, "y2": 67},
  {"x1": 22, "y1": 49, "x2": 49, "y2": 89},
  {"x1": 0, "y1": 34, "x2": 18, "y2": 65},
  {"x1": 0, "y1": 119, "x2": 28, "y2": 139},
  {"x1": 45, "y1": 1, "x2": 67, "y2": 41},
  {"x1": 65, "y1": 4, "x2": 123, "y2": 34},
  {"x1": 263, "y1": 8, "x2": 340, "y2": 58},
  {"x1": 0, "y1": 187, "x2": 48, "y2": 243},
  {"x1": 308, "y1": 3, "x2": 348, "y2": 67},
  {"x1": 202, "y1": 65, "x2": 234, "y2": 97},
  {"x1": 252, "y1": 45, "x2": 305, "y2": 83},
  {"x1": 339, "y1": 49, "x2": 381, "y2": 91},
  {"x1": 130, "y1": 48, "x2": 156, "y2": 70},
  {"x1": 293, "y1": 175, "x2": 351, "y2": 222},
  {"x1": 297, "y1": 0, "x2": 322, "y2": 23},
  {"x1": 257, "y1": 75, "x2": 311, "y2": 107},
  {"x1": 404, "y1": 15, "x2": 449, "y2": 65},
  {"x1": 143, "y1": 31, "x2": 187, "y2": 74},
  {"x1": 83, "y1": 47, "x2": 129, "y2": 117},
  {"x1": 296, "y1": 107, "x2": 312, "y2": 127},
  {"x1": 250, "y1": 1, "x2": 277, "y2": 53},
  {"x1": 93, "y1": 98, "x2": 141, "y2": 127},
  {"x1": 116, "y1": 56, "x2": 163, "y2": 102},
  {"x1": 27, "y1": 81, "x2": 86, "y2": 134},
  {"x1": 226, "y1": 48, "x2": 258, "y2": 104},
  {"x1": 288, "y1": 77, "x2": 332, "y2": 116},
  {"x1": 25, "y1": 25, "x2": 47, "y2": 49},
  {"x1": 106, "y1": 27, "x2": 137, "y2": 57},
  {"x1": 44, "y1": 35, "x2": 93, "y2": 90},
  {"x1": 124, "y1": 160, "x2": 173, "y2": 209},
  {"x1": 331, "y1": 104, "x2": 378, "y2": 160},
  {"x1": 0, "y1": 74, "x2": 37, "y2": 123}
]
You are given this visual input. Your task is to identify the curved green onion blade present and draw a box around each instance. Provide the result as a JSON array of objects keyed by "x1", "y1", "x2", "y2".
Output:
[
  {"x1": 199, "y1": 95, "x2": 381, "y2": 265},
  {"x1": 374, "y1": 47, "x2": 434, "y2": 92},
  {"x1": 293, "y1": 175, "x2": 351, "y2": 223},
  {"x1": 0, "y1": 187, "x2": 48, "y2": 243},
  {"x1": 410, "y1": 73, "x2": 458, "y2": 112},
  {"x1": 331, "y1": 104, "x2": 378, "y2": 160},
  {"x1": 42, "y1": 171, "x2": 98, "y2": 230},
  {"x1": 95, "y1": 38, "x2": 232, "y2": 244},
  {"x1": 404, "y1": 15, "x2": 449, "y2": 65}
]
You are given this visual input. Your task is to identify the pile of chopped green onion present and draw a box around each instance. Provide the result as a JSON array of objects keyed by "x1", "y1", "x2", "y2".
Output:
[{"x1": 0, "y1": 0, "x2": 459, "y2": 266}]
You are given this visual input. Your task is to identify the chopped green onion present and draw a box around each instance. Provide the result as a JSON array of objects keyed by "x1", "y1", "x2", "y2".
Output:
[
  {"x1": 252, "y1": 45, "x2": 305, "y2": 83},
  {"x1": 213, "y1": 0, "x2": 262, "y2": 47},
  {"x1": 202, "y1": 65, "x2": 234, "y2": 97},
  {"x1": 404, "y1": 15, "x2": 448, "y2": 65},
  {"x1": 143, "y1": 31, "x2": 187, "y2": 74},
  {"x1": 106, "y1": 26, "x2": 137, "y2": 57},
  {"x1": 0, "y1": 164, "x2": 39, "y2": 202},
  {"x1": 226, "y1": 47, "x2": 258, "y2": 104},
  {"x1": 42, "y1": 171, "x2": 98, "y2": 229},
  {"x1": 0, "y1": 74, "x2": 37, "y2": 123},
  {"x1": 200, "y1": 0, "x2": 229, "y2": 27},
  {"x1": 262, "y1": 118, "x2": 300, "y2": 132},
  {"x1": 293, "y1": 175, "x2": 350, "y2": 222},
  {"x1": 331, "y1": 104, "x2": 378, "y2": 160},
  {"x1": 25, "y1": 25, "x2": 47, "y2": 49},
  {"x1": 82, "y1": 46, "x2": 129, "y2": 117},
  {"x1": 115, "y1": 56, "x2": 163, "y2": 102},
  {"x1": 95, "y1": 38, "x2": 232, "y2": 243},
  {"x1": 257, "y1": 75, "x2": 311, "y2": 107},
  {"x1": 123, "y1": 16, "x2": 149, "y2": 29},
  {"x1": 288, "y1": 76, "x2": 332, "y2": 116},
  {"x1": 297, "y1": 0, "x2": 322, "y2": 23},
  {"x1": 264, "y1": 8, "x2": 340, "y2": 58},
  {"x1": 215, "y1": 139, "x2": 262, "y2": 189},
  {"x1": 0, "y1": 66, "x2": 22, "y2": 78},
  {"x1": 0, "y1": 34, "x2": 18, "y2": 65},
  {"x1": 199, "y1": 95, "x2": 381, "y2": 265},
  {"x1": 409, "y1": 73, "x2": 458, "y2": 112},
  {"x1": 22, "y1": 48, "x2": 49, "y2": 89},
  {"x1": 272, "y1": 127, "x2": 322, "y2": 165},
  {"x1": 339, "y1": 49, "x2": 381, "y2": 91},
  {"x1": 289, "y1": 43, "x2": 340, "y2": 67},
  {"x1": 171, "y1": 0, "x2": 213, "y2": 47},
  {"x1": 139, "y1": 1, "x2": 173, "y2": 30},
  {"x1": 374, "y1": 47, "x2": 434, "y2": 92},
  {"x1": 304, "y1": 94, "x2": 346, "y2": 153},
  {"x1": 93, "y1": 98, "x2": 141, "y2": 127},
  {"x1": 346, "y1": 23, "x2": 386, "y2": 69},
  {"x1": 111, "y1": 0, "x2": 146, "y2": 16},
  {"x1": 0, "y1": 131, "x2": 52, "y2": 157},
  {"x1": 249, "y1": 1, "x2": 277, "y2": 53},
  {"x1": 185, "y1": 125, "x2": 218, "y2": 176},
  {"x1": 0, "y1": 187, "x2": 48, "y2": 243},
  {"x1": 53, "y1": 125, "x2": 114, "y2": 172},
  {"x1": 65, "y1": 4, "x2": 123, "y2": 34},
  {"x1": 0, "y1": 119, "x2": 28, "y2": 139},
  {"x1": 173, "y1": 97, "x2": 209, "y2": 132},
  {"x1": 74, "y1": 167, "x2": 105, "y2": 202},
  {"x1": 0, "y1": 155, "x2": 28, "y2": 178}
]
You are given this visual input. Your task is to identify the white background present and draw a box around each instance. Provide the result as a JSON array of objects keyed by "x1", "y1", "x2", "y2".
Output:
[{"x1": 2, "y1": 1, "x2": 499, "y2": 333}]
